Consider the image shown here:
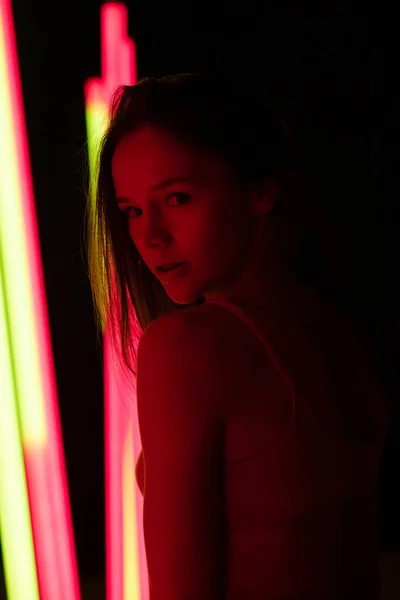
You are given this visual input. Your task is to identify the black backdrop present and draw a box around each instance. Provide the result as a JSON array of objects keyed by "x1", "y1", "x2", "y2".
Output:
[{"x1": 1, "y1": 0, "x2": 398, "y2": 584}]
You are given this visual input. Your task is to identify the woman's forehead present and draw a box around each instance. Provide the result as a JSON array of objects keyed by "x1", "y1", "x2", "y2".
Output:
[
  {"x1": 112, "y1": 128, "x2": 234, "y2": 188},
  {"x1": 112, "y1": 126, "x2": 207, "y2": 173}
]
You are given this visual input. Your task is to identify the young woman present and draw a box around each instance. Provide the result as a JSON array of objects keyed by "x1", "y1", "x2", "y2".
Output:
[{"x1": 85, "y1": 72, "x2": 392, "y2": 599}]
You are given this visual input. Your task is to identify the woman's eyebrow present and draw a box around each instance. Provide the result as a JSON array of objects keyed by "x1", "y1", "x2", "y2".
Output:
[{"x1": 116, "y1": 175, "x2": 197, "y2": 206}]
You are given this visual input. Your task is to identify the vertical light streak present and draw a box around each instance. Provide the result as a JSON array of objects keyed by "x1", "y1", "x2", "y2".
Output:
[
  {"x1": 83, "y1": 4, "x2": 147, "y2": 599},
  {"x1": 0, "y1": 0, "x2": 81, "y2": 597}
]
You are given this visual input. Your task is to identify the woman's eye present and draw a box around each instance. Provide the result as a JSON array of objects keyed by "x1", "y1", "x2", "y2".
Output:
[
  {"x1": 168, "y1": 192, "x2": 191, "y2": 205},
  {"x1": 125, "y1": 206, "x2": 142, "y2": 219},
  {"x1": 125, "y1": 192, "x2": 190, "y2": 219}
]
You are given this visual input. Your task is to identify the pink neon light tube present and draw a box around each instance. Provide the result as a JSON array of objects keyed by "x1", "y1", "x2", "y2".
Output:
[
  {"x1": 83, "y1": 4, "x2": 147, "y2": 599},
  {"x1": 0, "y1": 0, "x2": 81, "y2": 598}
]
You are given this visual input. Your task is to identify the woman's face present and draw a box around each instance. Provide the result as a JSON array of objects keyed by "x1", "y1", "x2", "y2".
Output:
[{"x1": 111, "y1": 124, "x2": 263, "y2": 305}]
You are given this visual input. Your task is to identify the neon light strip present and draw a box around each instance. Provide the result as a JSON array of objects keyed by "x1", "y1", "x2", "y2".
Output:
[
  {"x1": 83, "y1": 4, "x2": 146, "y2": 599},
  {"x1": 0, "y1": 0, "x2": 80, "y2": 597},
  {"x1": 0, "y1": 253, "x2": 39, "y2": 599}
]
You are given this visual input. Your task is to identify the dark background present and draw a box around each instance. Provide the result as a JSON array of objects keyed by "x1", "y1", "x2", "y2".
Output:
[{"x1": 1, "y1": 0, "x2": 398, "y2": 595}]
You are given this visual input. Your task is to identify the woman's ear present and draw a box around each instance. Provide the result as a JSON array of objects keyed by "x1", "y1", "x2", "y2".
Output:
[{"x1": 251, "y1": 177, "x2": 280, "y2": 216}]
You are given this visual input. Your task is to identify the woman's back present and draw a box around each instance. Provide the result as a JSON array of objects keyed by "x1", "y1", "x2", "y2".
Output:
[{"x1": 201, "y1": 289, "x2": 391, "y2": 599}]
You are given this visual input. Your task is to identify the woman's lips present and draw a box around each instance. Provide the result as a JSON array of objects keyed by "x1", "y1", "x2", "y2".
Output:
[{"x1": 156, "y1": 262, "x2": 189, "y2": 281}]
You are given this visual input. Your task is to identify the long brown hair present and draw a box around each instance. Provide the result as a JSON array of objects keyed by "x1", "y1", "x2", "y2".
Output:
[{"x1": 82, "y1": 72, "x2": 342, "y2": 378}]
